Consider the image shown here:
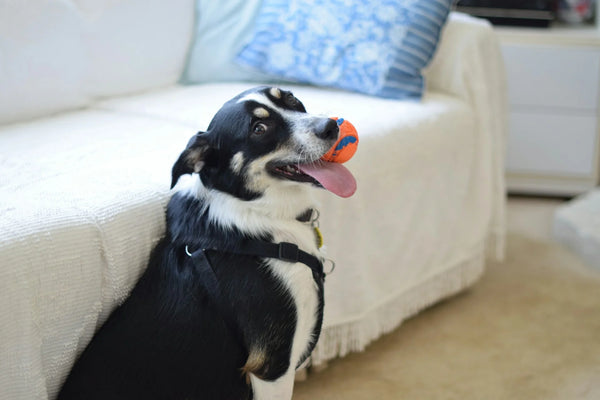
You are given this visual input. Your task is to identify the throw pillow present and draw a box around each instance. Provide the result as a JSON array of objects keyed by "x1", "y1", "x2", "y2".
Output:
[
  {"x1": 235, "y1": 0, "x2": 452, "y2": 99},
  {"x1": 180, "y1": 0, "x2": 274, "y2": 84}
]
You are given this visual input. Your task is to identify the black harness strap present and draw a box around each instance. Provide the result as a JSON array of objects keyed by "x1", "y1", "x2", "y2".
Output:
[
  {"x1": 187, "y1": 247, "x2": 246, "y2": 349},
  {"x1": 188, "y1": 239, "x2": 325, "y2": 285},
  {"x1": 212, "y1": 240, "x2": 325, "y2": 283},
  {"x1": 185, "y1": 239, "x2": 325, "y2": 353}
]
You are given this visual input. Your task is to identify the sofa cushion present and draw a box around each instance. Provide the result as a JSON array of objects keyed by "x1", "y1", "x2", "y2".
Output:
[
  {"x1": 0, "y1": 0, "x2": 194, "y2": 126},
  {"x1": 236, "y1": 0, "x2": 452, "y2": 99},
  {"x1": 0, "y1": 1, "x2": 88, "y2": 125},
  {"x1": 0, "y1": 109, "x2": 196, "y2": 398},
  {"x1": 97, "y1": 82, "x2": 461, "y2": 131},
  {"x1": 81, "y1": 0, "x2": 195, "y2": 99}
]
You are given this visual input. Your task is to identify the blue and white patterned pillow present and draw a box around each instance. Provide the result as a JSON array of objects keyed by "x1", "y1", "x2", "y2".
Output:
[{"x1": 236, "y1": 0, "x2": 452, "y2": 99}]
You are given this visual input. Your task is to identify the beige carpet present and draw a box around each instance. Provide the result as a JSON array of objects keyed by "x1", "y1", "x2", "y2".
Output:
[{"x1": 294, "y1": 198, "x2": 600, "y2": 400}]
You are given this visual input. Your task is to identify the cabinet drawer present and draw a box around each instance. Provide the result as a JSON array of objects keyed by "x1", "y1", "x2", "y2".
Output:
[
  {"x1": 501, "y1": 44, "x2": 600, "y2": 110},
  {"x1": 506, "y1": 111, "x2": 598, "y2": 176}
]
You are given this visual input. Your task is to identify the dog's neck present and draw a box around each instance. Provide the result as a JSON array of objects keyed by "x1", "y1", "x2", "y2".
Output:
[{"x1": 177, "y1": 176, "x2": 319, "y2": 239}]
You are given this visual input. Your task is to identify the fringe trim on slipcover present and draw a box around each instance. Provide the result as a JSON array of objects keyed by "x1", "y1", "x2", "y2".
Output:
[{"x1": 308, "y1": 247, "x2": 486, "y2": 368}]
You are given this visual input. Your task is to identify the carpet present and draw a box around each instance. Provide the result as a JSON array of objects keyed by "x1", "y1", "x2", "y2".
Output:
[{"x1": 293, "y1": 232, "x2": 600, "y2": 400}]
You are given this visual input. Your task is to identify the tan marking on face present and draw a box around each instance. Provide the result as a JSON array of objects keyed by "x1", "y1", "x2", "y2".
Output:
[
  {"x1": 269, "y1": 87, "x2": 282, "y2": 99},
  {"x1": 243, "y1": 148, "x2": 292, "y2": 193},
  {"x1": 253, "y1": 107, "x2": 270, "y2": 118},
  {"x1": 230, "y1": 151, "x2": 245, "y2": 174}
]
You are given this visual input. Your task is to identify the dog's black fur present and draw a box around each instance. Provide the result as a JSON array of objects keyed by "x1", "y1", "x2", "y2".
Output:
[{"x1": 58, "y1": 87, "x2": 341, "y2": 400}]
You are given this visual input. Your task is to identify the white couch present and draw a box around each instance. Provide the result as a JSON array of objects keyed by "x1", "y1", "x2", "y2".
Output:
[{"x1": 0, "y1": 1, "x2": 507, "y2": 399}]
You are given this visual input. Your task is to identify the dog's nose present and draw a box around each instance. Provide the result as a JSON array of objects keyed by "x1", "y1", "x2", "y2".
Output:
[{"x1": 314, "y1": 118, "x2": 339, "y2": 140}]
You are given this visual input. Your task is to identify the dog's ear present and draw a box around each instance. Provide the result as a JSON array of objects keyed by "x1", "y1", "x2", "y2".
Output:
[{"x1": 170, "y1": 132, "x2": 211, "y2": 189}]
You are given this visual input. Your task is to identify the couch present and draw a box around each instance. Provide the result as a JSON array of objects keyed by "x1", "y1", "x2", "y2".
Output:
[{"x1": 0, "y1": 1, "x2": 506, "y2": 399}]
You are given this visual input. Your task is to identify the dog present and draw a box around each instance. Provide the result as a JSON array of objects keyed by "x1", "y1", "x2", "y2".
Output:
[{"x1": 58, "y1": 86, "x2": 356, "y2": 400}]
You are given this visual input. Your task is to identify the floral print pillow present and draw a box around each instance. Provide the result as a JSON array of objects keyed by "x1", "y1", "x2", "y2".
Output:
[{"x1": 236, "y1": 0, "x2": 452, "y2": 99}]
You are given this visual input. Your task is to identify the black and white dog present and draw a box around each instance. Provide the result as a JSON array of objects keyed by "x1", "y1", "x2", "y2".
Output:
[{"x1": 58, "y1": 86, "x2": 356, "y2": 400}]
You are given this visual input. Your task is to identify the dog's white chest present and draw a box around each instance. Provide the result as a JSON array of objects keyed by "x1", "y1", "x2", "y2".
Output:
[
  {"x1": 265, "y1": 235, "x2": 321, "y2": 367},
  {"x1": 250, "y1": 223, "x2": 321, "y2": 400},
  {"x1": 270, "y1": 220, "x2": 322, "y2": 359}
]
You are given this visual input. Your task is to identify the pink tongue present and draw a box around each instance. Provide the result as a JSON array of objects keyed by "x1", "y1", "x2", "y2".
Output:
[{"x1": 298, "y1": 161, "x2": 357, "y2": 198}]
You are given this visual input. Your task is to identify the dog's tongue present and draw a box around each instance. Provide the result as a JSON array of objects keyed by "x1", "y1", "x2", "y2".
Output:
[{"x1": 298, "y1": 161, "x2": 356, "y2": 198}]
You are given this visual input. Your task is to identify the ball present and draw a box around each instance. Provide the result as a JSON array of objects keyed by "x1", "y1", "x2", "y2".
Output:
[{"x1": 321, "y1": 117, "x2": 359, "y2": 163}]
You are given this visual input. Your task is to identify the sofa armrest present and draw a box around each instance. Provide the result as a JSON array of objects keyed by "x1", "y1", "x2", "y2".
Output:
[
  {"x1": 425, "y1": 12, "x2": 504, "y2": 102},
  {"x1": 424, "y1": 12, "x2": 508, "y2": 260}
]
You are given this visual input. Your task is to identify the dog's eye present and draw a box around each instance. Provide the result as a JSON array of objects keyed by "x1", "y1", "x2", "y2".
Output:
[
  {"x1": 252, "y1": 122, "x2": 268, "y2": 135},
  {"x1": 286, "y1": 93, "x2": 298, "y2": 107}
]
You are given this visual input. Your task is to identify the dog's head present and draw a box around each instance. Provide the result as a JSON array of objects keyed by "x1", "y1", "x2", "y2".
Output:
[{"x1": 171, "y1": 87, "x2": 356, "y2": 201}]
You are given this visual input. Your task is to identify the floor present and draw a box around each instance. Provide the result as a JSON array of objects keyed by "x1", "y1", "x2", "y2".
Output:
[{"x1": 293, "y1": 197, "x2": 600, "y2": 400}]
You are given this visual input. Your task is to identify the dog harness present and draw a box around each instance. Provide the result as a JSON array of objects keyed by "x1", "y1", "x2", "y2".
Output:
[
  {"x1": 185, "y1": 239, "x2": 325, "y2": 285},
  {"x1": 184, "y1": 239, "x2": 325, "y2": 366},
  {"x1": 183, "y1": 209, "x2": 328, "y2": 367}
]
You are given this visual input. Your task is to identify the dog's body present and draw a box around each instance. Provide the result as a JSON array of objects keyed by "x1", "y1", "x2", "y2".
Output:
[{"x1": 58, "y1": 87, "x2": 355, "y2": 399}]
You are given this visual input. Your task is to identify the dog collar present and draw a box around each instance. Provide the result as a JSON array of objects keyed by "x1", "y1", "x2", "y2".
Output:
[
  {"x1": 296, "y1": 208, "x2": 324, "y2": 249},
  {"x1": 296, "y1": 208, "x2": 315, "y2": 223}
]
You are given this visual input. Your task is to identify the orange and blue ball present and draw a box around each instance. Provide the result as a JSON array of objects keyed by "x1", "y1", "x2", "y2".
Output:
[{"x1": 321, "y1": 117, "x2": 358, "y2": 163}]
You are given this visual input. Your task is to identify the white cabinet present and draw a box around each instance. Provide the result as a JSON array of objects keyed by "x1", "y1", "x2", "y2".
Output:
[
  {"x1": 497, "y1": 27, "x2": 600, "y2": 196},
  {"x1": 506, "y1": 111, "x2": 597, "y2": 175}
]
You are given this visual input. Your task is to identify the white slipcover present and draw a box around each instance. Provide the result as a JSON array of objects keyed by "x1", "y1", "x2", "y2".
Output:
[{"x1": 0, "y1": 11, "x2": 506, "y2": 400}]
